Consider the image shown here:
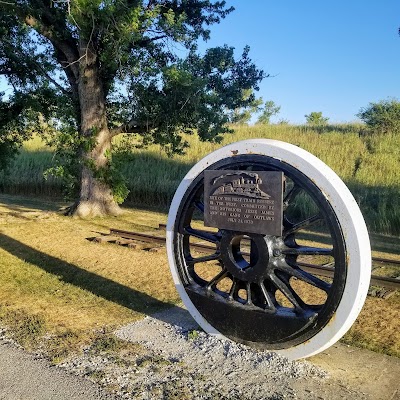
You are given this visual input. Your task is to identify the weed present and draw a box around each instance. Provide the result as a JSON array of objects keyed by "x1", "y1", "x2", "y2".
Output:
[
  {"x1": 136, "y1": 354, "x2": 171, "y2": 369},
  {"x1": 44, "y1": 329, "x2": 81, "y2": 363},
  {"x1": 87, "y1": 330, "x2": 145, "y2": 366},
  {"x1": 87, "y1": 369, "x2": 106, "y2": 381},
  {"x1": 0, "y1": 308, "x2": 46, "y2": 349},
  {"x1": 90, "y1": 335, "x2": 121, "y2": 353},
  {"x1": 187, "y1": 329, "x2": 200, "y2": 340}
]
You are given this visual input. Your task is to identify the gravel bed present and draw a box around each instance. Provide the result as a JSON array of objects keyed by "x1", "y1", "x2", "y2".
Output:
[{"x1": 58, "y1": 307, "x2": 367, "y2": 399}]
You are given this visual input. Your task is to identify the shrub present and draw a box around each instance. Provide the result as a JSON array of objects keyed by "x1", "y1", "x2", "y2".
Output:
[
  {"x1": 304, "y1": 111, "x2": 329, "y2": 126},
  {"x1": 357, "y1": 98, "x2": 400, "y2": 135}
]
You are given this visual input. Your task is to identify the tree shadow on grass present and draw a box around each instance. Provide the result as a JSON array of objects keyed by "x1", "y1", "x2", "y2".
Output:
[
  {"x1": 0, "y1": 193, "x2": 65, "y2": 212},
  {"x1": 0, "y1": 233, "x2": 173, "y2": 315}
]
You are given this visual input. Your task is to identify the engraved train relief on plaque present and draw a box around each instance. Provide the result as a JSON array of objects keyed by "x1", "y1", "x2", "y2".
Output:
[{"x1": 204, "y1": 170, "x2": 284, "y2": 236}]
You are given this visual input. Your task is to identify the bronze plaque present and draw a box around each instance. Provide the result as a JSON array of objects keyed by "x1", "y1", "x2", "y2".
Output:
[{"x1": 204, "y1": 170, "x2": 283, "y2": 235}]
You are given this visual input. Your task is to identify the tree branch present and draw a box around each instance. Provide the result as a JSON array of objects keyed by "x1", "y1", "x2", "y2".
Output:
[
  {"x1": 24, "y1": 15, "x2": 80, "y2": 80},
  {"x1": 36, "y1": 64, "x2": 71, "y2": 96},
  {"x1": 110, "y1": 119, "x2": 154, "y2": 137},
  {"x1": 54, "y1": 48, "x2": 79, "y2": 102},
  {"x1": 2, "y1": 37, "x2": 72, "y2": 96},
  {"x1": 135, "y1": 34, "x2": 168, "y2": 47}
]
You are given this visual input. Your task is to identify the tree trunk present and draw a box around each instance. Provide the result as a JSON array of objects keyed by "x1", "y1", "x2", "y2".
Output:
[{"x1": 69, "y1": 40, "x2": 122, "y2": 218}]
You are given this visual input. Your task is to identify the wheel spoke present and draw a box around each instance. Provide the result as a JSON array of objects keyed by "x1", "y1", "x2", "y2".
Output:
[
  {"x1": 186, "y1": 264, "x2": 206, "y2": 286},
  {"x1": 184, "y1": 227, "x2": 220, "y2": 243},
  {"x1": 283, "y1": 214, "x2": 323, "y2": 237},
  {"x1": 194, "y1": 201, "x2": 204, "y2": 213},
  {"x1": 186, "y1": 252, "x2": 220, "y2": 264},
  {"x1": 206, "y1": 269, "x2": 229, "y2": 291},
  {"x1": 276, "y1": 261, "x2": 331, "y2": 292},
  {"x1": 268, "y1": 273, "x2": 306, "y2": 311},
  {"x1": 228, "y1": 279, "x2": 238, "y2": 300},
  {"x1": 283, "y1": 183, "x2": 302, "y2": 205},
  {"x1": 246, "y1": 282, "x2": 252, "y2": 305},
  {"x1": 281, "y1": 246, "x2": 333, "y2": 256},
  {"x1": 260, "y1": 282, "x2": 276, "y2": 310}
]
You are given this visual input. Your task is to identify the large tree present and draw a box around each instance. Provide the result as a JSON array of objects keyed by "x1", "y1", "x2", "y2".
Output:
[{"x1": 0, "y1": 1, "x2": 264, "y2": 216}]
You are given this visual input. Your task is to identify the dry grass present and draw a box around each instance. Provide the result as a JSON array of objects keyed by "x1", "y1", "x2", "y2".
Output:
[
  {"x1": 0, "y1": 194, "x2": 399, "y2": 359},
  {"x1": 342, "y1": 293, "x2": 400, "y2": 357},
  {"x1": 0, "y1": 194, "x2": 179, "y2": 358}
]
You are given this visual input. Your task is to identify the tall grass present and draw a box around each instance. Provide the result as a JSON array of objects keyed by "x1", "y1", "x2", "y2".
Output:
[
  {"x1": 0, "y1": 136, "x2": 63, "y2": 197},
  {"x1": 0, "y1": 124, "x2": 399, "y2": 235},
  {"x1": 120, "y1": 124, "x2": 400, "y2": 235},
  {"x1": 119, "y1": 124, "x2": 368, "y2": 204}
]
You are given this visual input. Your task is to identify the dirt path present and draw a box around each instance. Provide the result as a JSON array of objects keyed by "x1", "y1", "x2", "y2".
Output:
[{"x1": 311, "y1": 343, "x2": 400, "y2": 400}]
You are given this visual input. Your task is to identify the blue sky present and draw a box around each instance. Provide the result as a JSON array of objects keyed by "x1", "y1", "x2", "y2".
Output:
[{"x1": 198, "y1": 0, "x2": 400, "y2": 124}]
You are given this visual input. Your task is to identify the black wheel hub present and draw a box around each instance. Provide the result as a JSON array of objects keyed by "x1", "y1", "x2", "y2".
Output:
[{"x1": 220, "y1": 231, "x2": 285, "y2": 284}]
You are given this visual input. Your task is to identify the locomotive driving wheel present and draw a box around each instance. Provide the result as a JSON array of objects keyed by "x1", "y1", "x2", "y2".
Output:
[{"x1": 167, "y1": 139, "x2": 371, "y2": 360}]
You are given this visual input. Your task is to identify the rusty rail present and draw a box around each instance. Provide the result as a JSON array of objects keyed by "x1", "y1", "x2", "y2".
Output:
[
  {"x1": 109, "y1": 228, "x2": 400, "y2": 291},
  {"x1": 372, "y1": 257, "x2": 400, "y2": 266}
]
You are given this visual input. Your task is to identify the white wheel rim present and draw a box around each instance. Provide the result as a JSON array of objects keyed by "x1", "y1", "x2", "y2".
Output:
[{"x1": 167, "y1": 139, "x2": 371, "y2": 360}]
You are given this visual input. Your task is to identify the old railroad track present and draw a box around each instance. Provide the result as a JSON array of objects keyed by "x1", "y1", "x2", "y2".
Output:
[{"x1": 92, "y1": 226, "x2": 400, "y2": 294}]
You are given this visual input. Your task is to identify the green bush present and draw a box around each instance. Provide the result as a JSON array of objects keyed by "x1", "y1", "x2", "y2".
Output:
[
  {"x1": 304, "y1": 111, "x2": 329, "y2": 126},
  {"x1": 357, "y1": 98, "x2": 400, "y2": 135}
]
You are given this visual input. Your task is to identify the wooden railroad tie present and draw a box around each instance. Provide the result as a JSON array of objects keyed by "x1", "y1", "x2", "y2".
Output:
[
  {"x1": 92, "y1": 231, "x2": 164, "y2": 252},
  {"x1": 93, "y1": 235, "x2": 120, "y2": 244}
]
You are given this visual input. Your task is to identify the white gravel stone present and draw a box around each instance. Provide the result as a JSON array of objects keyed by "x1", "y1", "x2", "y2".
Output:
[{"x1": 58, "y1": 306, "x2": 368, "y2": 399}]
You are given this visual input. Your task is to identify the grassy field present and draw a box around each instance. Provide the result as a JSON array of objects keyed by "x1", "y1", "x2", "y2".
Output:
[
  {"x1": 0, "y1": 124, "x2": 399, "y2": 235},
  {"x1": 0, "y1": 194, "x2": 399, "y2": 361},
  {"x1": 0, "y1": 194, "x2": 178, "y2": 360}
]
